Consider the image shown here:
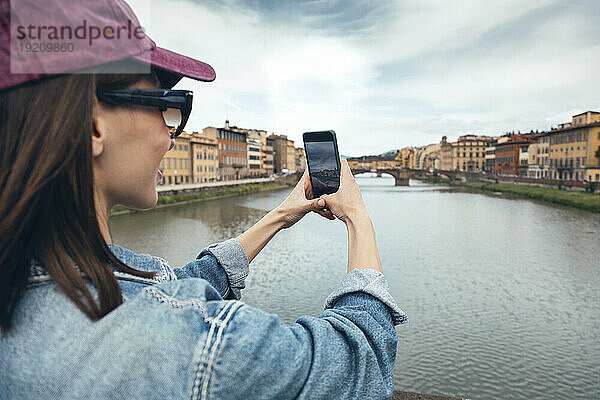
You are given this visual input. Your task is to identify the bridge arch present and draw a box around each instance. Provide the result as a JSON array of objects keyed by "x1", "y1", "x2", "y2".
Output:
[
  {"x1": 429, "y1": 171, "x2": 461, "y2": 183},
  {"x1": 350, "y1": 169, "x2": 411, "y2": 186},
  {"x1": 352, "y1": 170, "x2": 400, "y2": 181}
]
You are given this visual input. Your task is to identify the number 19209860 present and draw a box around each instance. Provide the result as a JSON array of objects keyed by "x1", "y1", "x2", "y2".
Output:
[{"x1": 19, "y1": 42, "x2": 74, "y2": 53}]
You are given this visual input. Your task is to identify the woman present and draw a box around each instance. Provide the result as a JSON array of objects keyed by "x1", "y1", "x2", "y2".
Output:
[{"x1": 0, "y1": 0, "x2": 407, "y2": 399}]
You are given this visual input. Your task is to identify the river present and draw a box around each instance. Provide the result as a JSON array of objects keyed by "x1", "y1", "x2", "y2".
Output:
[{"x1": 109, "y1": 174, "x2": 600, "y2": 399}]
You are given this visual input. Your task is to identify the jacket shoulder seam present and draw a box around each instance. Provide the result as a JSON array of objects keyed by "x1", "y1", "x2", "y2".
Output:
[
  {"x1": 153, "y1": 256, "x2": 178, "y2": 281},
  {"x1": 144, "y1": 286, "x2": 211, "y2": 321}
]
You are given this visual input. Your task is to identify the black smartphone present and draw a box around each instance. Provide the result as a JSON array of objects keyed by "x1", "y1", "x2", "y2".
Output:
[{"x1": 303, "y1": 130, "x2": 341, "y2": 206}]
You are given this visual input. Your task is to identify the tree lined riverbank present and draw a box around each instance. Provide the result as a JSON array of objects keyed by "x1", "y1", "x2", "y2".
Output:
[{"x1": 461, "y1": 182, "x2": 600, "y2": 213}]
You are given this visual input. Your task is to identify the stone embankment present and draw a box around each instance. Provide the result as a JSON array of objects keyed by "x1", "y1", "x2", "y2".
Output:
[{"x1": 392, "y1": 390, "x2": 463, "y2": 399}]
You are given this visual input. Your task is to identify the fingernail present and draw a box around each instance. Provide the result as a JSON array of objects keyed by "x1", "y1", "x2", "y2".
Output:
[{"x1": 317, "y1": 199, "x2": 324, "y2": 207}]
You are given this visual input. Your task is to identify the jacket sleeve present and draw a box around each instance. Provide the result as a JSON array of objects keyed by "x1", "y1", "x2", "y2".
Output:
[
  {"x1": 206, "y1": 268, "x2": 408, "y2": 400},
  {"x1": 172, "y1": 238, "x2": 249, "y2": 300}
]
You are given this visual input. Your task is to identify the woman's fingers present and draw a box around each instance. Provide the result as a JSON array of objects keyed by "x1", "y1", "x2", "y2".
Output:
[
  {"x1": 339, "y1": 159, "x2": 352, "y2": 185},
  {"x1": 302, "y1": 169, "x2": 314, "y2": 200},
  {"x1": 305, "y1": 197, "x2": 334, "y2": 219},
  {"x1": 307, "y1": 197, "x2": 324, "y2": 210},
  {"x1": 313, "y1": 208, "x2": 335, "y2": 220},
  {"x1": 292, "y1": 169, "x2": 312, "y2": 202},
  {"x1": 304, "y1": 181, "x2": 313, "y2": 200}
]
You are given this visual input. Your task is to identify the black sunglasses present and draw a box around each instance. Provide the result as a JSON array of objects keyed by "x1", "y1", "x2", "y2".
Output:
[{"x1": 96, "y1": 88, "x2": 193, "y2": 139}]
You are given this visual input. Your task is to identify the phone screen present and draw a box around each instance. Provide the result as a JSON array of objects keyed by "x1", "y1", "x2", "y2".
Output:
[{"x1": 304, "y1": 135, "x2": 340, "y2": 198}]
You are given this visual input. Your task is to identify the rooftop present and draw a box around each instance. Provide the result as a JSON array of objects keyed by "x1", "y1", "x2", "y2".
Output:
[
  {"x1": 572, "y1": 110, "x2": 600, "y2": 117},
  {"x1": 549, "y1": 121, "x2": 600, "y2": 134}
]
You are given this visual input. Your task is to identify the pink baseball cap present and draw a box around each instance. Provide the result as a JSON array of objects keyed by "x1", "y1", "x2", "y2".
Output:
[{"x1": 0, "y1": 0, "x2": 216, "y2": 91}]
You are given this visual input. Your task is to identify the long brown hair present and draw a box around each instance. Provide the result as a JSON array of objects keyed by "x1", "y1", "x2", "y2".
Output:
[{"x1": 0, "y1": 71, "x2": 160, "y2": 333}]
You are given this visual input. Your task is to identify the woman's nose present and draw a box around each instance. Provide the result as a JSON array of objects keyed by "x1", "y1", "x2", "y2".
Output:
[{"x1": 169, "y1": 139, "x2": 175, "y2": 151}]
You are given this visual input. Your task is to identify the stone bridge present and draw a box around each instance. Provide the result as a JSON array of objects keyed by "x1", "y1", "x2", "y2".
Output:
[
  {"x1": 350, "y1": 168, "x2": 480, "y2": 186},
  {"x1": 292, "y1": 168, "x2": 482, "y2": 186}
]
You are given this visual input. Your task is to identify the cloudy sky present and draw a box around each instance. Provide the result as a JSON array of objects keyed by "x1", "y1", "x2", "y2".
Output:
[{"x1": 128, "y1": 0, "x2": 600, "y2": 156}]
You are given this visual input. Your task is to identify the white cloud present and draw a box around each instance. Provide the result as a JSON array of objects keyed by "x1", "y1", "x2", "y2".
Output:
[{"x1": 365, "y1": 0, "x2": 560, "y2": 63}]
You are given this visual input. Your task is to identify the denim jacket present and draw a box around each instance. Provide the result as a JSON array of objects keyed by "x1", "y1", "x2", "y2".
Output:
[{"x1": 1, "y1": 238, "x2": 408, "y2": 400}]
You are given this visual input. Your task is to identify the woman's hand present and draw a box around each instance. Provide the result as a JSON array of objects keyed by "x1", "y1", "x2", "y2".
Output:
[
  {"x1": 319, "y1": 159, "x2": 369, "y2": 224},
  {"x1": 319, "y1": 159, "x2": 382, "y2": 273},
  {"x1": 276, "y1": 168, "x2": 335, "y2": 229},
  {"x1": 237, "y1": 169, "x2": 335, "y2": 264}
]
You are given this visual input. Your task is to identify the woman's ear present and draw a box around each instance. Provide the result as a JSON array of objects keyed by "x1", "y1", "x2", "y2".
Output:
[{"x1": 92, "y1": 98, "x2": 106, "y2": 158}]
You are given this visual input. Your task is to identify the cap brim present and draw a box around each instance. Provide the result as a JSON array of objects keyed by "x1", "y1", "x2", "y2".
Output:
[{"x1": 132, "y1": 46, "x2": 216, "y2": 88}]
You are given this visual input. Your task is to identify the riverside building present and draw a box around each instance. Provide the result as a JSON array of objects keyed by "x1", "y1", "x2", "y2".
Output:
[
  {"x1": 190, "y1": 132, "x2": 219, "y2": 183},
  {"x1": 527, "y1": 133, "x2": 550, "y2": 179},
  {"x1": 440, "y1": 136, "x2": 453, "y2": 170},
  {"x1": 451, "y1": 135, "x2": 492, "y2": 172},
  {"x1": 160, "y1": 131, "x2": 192, "y2": 185},
  {"x1": 548, "y1": 111, "x2": 600, "y2": 181},
  {"x1": 494, "y1": 135, "x2": 532, "y2": 176},
  {"x1": 203, "y1": 122, "x2": 248, "y2": 181}
]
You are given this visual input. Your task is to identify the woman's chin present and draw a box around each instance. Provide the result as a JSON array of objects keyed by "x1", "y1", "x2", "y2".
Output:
[
  {"x1": 146, "y1": 190, "x2": 159, "y2": 209},
  {"x1": 123, "y1": 191, "x2": 158, "y2": 211}
]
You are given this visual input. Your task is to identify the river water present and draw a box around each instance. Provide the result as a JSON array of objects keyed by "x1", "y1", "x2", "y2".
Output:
[{"x1": 109, "y1": 175, "x2": 600, "y2": 399}]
